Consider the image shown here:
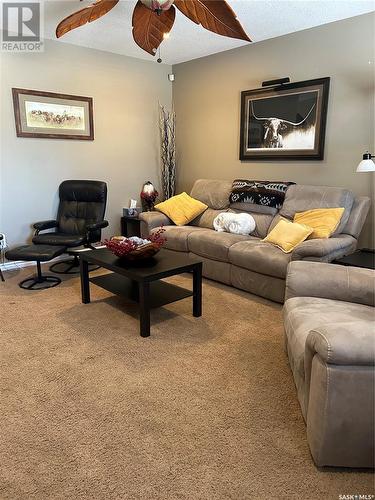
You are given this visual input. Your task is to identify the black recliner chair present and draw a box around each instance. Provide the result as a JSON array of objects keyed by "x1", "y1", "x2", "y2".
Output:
[{"x1": 32, "y1": 180, "x2": 108, "y2": 274}]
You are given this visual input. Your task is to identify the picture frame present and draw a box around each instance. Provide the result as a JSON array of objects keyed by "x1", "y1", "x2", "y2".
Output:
[
  {"x1": 12, "y1": 88, "x2": 94, "y2": 140},
  {"x1": 239, "y1": 77, "x2": 330, "y2": 161}
]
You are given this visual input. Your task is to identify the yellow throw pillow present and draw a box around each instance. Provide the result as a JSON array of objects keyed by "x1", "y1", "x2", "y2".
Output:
[
  {"x1": 294, "y1": 207, "x2": 345, "y2": 239},
  {"x1": 155, "y1": 192, "x2": 208, "y2": 226},
  {"x1": 262, "y1": 219, "x2": 313, "y2": 253}
]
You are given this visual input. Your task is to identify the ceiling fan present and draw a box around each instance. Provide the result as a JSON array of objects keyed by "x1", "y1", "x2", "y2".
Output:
[{"x1": 56, "y1": 0, "x2": 251, "y2": 61}]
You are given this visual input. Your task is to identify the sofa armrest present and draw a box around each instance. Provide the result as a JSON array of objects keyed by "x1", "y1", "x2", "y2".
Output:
[
  {"x1": 285, "y1": 261, "x2": 375, "y2": 306},
  {"x1": 306, "y1": 324, "x2": 375, "y2": 367},
  {"x1": 139, "y1": 211, "x2": 173, "y2": 237},
  {"x1": 304, "y1": 327, "x2": 375, "y2": 467},
  {"x1": 33, "y1": 219, "x2": 58, "y2": 234},
  {"x1": 291, "y1": 234, "x2": 357, "y2": 262}
]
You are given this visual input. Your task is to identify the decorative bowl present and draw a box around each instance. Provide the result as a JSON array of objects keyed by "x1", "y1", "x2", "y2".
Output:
[
  {"x1": 103, "y1": 229, "x2": 166, "y2": 262},
  {"x1": 119, "y1": 242, "x2": 161, "y2": 261}
]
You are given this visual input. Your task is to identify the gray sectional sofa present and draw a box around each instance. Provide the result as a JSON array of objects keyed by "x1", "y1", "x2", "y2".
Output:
[
  {"x1": 139, "y1": 179, "x2": 370, "y2": 303},
  {"x1": 284, "y1": 261, "x2": 374, "y2": 468},
  {"x1": 140, "y1": 180, "x2": 374, "y2": 468}
]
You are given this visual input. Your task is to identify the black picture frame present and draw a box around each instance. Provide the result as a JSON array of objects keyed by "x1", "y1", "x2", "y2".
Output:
[{"x1": 239, "y1": 77, "x2": 330, "y2": 161}]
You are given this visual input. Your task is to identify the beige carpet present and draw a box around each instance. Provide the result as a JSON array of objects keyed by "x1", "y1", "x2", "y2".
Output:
[{"x1": 0, "y1": 265, "x2": 373, "y2": 500}]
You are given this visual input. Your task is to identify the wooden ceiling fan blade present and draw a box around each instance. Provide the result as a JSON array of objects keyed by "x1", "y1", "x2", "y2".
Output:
[
  {"x1": 132, "y1": 1, "x2": 176, "y2": 56},
  {"x1": 174, "y1": 0, "x2": 200, "y2": 24},
  {"x1": 175, "y1": 0, "x2": 251, "y2": 42},
  {"x1": 56, "y1": 0, "x2": 119, "y2": 38},
  {"x1": 200, "y1": 0, "x2": 251, "y2": 41}
]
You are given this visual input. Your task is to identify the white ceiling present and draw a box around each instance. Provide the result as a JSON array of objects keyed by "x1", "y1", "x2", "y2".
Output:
[{"x1": 44, "y1": 0, "x2": 375, "y2": 65}]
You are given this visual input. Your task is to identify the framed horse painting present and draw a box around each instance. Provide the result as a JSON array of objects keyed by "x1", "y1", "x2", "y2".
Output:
[
  {"x1": 239, "y1": 77, "x2": 330, "y2": 161},
  {"x1": 12, "y1": 88, "x2": 94, "y2": 140}
]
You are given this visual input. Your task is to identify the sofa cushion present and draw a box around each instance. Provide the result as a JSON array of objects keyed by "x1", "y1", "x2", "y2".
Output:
[
  {"x1": 188, "y1": 230, "x2": 254, "y2": 262},
  {"x1": 280, "y1": 185, "x2": 354, "y2": 234},
  {"x1": 229, "y1": 208, "x2": 274, "y2": 238},
  {"x1": 151, "y1": 225, "x2": 209, "y2": 252},
  {"x1": 343, "y1": 196, "x2": 371, "y2": 239},
  {"x1": 267, "y1": 214, "x2": 284, "y2": 234},
  {"x1": 283, "y1": 296, "x2": 374, "y2": 417},
  {"x1": 190, "y1": 208, "x2": 228, "y2": 229},
  {"x1": 229, "y1": 202, "x2": 278, "y2": 216},
  {"x1": 229, "y1": 239, "x2": 292, "y2": 279},
  {"x1": 190, "y1": 179, "x2": 232, "y2": 210},
  {"x1": 189, "y1": 252, "x2": 232, "y2": 285}
]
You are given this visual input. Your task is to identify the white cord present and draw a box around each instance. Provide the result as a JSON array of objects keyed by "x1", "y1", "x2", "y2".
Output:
[
  {"x1": 0, "y1": 233, "x2": 7, "y2": 249},
  {"x1": 0, "y1": 233, "x2": 7, "y2": 265}
]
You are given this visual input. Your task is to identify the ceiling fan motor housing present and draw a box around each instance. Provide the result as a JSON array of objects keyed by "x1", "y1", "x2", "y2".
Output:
[{"x1": 141, "y1": 0, "x2": 175, "y2": 12}]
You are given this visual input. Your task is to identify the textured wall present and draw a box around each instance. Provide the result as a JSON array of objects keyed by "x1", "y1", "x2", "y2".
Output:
[
  {"x1": 0, "y1": 39, "x2": 172, "y2": 246},
  {"x1": 173, "y1": 14, "x2": 375, "y2": 246}
]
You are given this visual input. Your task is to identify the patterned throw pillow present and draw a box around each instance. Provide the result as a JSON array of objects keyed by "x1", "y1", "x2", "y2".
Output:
[{"x1": 230, "y1": 180, "x2": 295, "y2": 209}]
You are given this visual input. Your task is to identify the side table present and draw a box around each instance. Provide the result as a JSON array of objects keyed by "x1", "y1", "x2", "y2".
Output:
[
  {"x1": 121, "y1": 215, "x2": 142, "y2": 238},
  {"x1": 333, "y1": 248, "x2": 375, "y2": 270}
]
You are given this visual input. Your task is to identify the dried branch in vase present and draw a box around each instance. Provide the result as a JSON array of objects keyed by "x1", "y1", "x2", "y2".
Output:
[{"x1": 159, "y1": 104, "x2": 176, "y2": 200}]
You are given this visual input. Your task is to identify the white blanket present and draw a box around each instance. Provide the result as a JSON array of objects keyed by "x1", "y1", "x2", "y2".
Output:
[{"x1": 213, "y1": 212, "x2": 256, "y2": 235}]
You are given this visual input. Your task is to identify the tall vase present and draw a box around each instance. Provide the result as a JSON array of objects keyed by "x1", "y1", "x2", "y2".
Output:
[{"x1": 159, "y1": 104, "x2": 176, "y2": 200}]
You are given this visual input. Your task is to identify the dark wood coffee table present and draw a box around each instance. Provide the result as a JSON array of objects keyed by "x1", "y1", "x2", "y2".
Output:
[{"x1": 79, "y1": 249, "x2": 203, "y2": 337}]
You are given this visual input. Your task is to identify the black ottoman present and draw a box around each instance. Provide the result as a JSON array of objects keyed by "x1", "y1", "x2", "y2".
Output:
[{"x1": 5, "y1": 245, "x2": 67, "y2": 290}]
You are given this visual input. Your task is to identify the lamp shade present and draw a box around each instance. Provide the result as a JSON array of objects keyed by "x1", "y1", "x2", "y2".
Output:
[{"x1": 357, "y1": 159, "x2": 375, "y2": 172}]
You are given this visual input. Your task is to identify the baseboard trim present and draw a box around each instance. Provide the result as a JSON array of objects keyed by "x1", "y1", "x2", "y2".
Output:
[{"x1": 0, "y1": 255, "x2": 66, "y2": 272}]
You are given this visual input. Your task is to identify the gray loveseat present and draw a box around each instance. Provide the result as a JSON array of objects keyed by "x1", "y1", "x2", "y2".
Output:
[
  {"x1": 140, "y1": 179, "x2": 370, "y2": 303},
  {"x1": 284, "y1": 261, "x2": 374, "y2": 468}
]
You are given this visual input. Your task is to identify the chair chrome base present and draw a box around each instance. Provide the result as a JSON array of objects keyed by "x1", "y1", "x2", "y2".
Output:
[{"x1": 50, "y1": 255, "x2": 99, "y2": 275}]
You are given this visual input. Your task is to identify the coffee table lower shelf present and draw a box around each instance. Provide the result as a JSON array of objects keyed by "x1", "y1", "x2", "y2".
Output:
[
  {"x1": 90, "y1": 273, "x2": 194, "y2": 308},
  {"x1": 79, "y1": 248, "x2": 202, "y2": 338}
]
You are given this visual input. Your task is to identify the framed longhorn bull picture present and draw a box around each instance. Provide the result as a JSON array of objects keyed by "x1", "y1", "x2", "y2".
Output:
[{"x1": 239, "y1": 77, "x2": 330, "y2": 160}]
